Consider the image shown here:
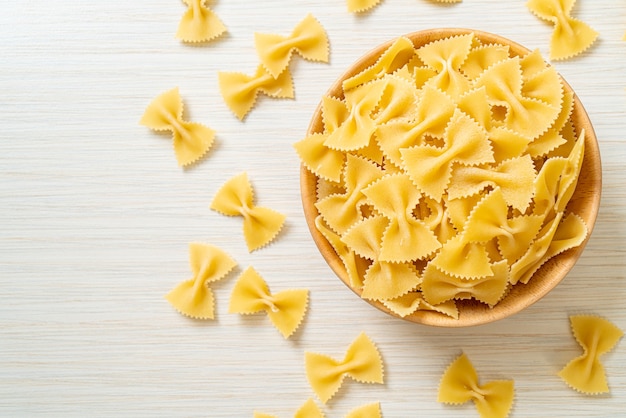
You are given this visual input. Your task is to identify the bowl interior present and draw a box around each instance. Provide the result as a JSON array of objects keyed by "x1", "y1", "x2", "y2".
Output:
[{"x1": 300, "y1": 28, "x2": 602, "y2": 327}]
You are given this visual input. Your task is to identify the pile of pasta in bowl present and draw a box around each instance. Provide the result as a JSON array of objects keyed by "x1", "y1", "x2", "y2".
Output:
[{"x1": 297, "y1": 28, "x2": 601, "y2": 327}]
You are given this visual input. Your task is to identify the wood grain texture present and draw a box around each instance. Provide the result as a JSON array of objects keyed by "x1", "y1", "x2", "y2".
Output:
[{"x1": 1, "y1": 1, "x2": 625, "y2": 416}]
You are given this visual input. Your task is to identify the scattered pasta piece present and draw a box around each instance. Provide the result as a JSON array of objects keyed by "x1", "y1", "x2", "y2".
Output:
[
  {"x1": 254, "y1": 398, "x2": 324, "y2": 418},
  {"x1": 210, "y1": 172, "x2": 286, "y2": 252},
  {"x1": 254, "y1": 413, "x2": 275, "y2": 418},
  {"x1": 296, "y1": 399, "x2": 325, "y2": 418},
  {"x1": 438, "y1": 353, "x2": 515, "y2": 418},
  {"x1": 558, "y1": 315, "x2": 623, "y2": 394},
  {"x1": 165, "y1": 243, "x2": 236, "y2": 319},
  {"x1": 176, "y1": 0, "x2": 226, "y2": 43},
  {"x1": 297, "y1": 31, "x2": 589, "y2": 318},
  {"x1": 255, "y1": 14, "x2": 329, "y2": 78},
  {"x1": 526, "y1": 0, "x2": 598, "y2": 60},
  {"x1": 345, "y1": 402, "x2": 382, "y2": 418},
  {"x1": 305, "y1": 332, "x2": 384, "y2": 403},
  {"x1": 229, "y1": 267, "x2": 308, "y2": 339},
  {"x1": 218, "y1": 65, "x2": 294, "y2": 120},
  {"x1": 347, "y1": 0, "x2": 383, "y2": 13},
  {"x1": 140, "y1": 87, "x2": 215, "y2": 167}
]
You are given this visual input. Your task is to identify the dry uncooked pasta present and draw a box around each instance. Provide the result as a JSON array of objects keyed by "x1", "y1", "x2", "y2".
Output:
[
  {"x1": 296, "y1": 32, "x2": 589, "y2": 318},
  {"x1": 140, "y1": 87, "x2": 215, "y2": 167},
  {"x1": 210, "y1": 172, "x2": 286, "y2": 252},
  {"x1": 176, "y1": 0, "x2": 227, "y2": 43},
  {"x1": 254, "y1": 398, "x2": 324, "y2": 418},
  {"x1": 255, "y1": 14, "x2": 329, "y2": 78},
  {"x1": 347, "y1": 0, "x2": 461, "y2": 13},
  {"x1": 305, "y1": 332, "x2": 384, "y2": 403},
  {"x1": 347, "y1": 0, "x2": 383, "y2": 13},
  {"x1": 218, "y1": 65, "x2": 295, "y2": 120},
  {"x1": 219, "y1": 14, "x2": 328, "y2": 120},
  {"x1": 527, "y1": 0, "x2": 598, "y2": 60},
  {"x1": 253, "y1": 399, "x2": 380, "y2": 418},
  {"x1": 438, "y1": 353, "x2": 514, "y2": 418},
  {"x1": 381, "y1": 291, "x2": 459, "y2": 319},
  {"x1": 345, "y1": 402, "x2": 382, "y2": 418},
  {"x1": 558, "y1": 315, "x2": 623, "y2": 394},
  {"x1": 229, "y1": 266, "x2": 309, "y2": 339},
  {"x1": 165, "y1": 243, "x2": 237, "y2": 319}
]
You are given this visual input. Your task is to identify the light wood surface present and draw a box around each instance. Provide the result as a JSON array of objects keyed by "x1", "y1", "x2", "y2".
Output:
[{"x1": 1, "y1": 1, "x2": 624, "y2": 416}]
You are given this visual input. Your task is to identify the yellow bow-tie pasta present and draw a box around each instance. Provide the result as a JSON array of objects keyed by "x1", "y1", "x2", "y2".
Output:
[
  {"x1": 218, "y1": 65, "x2": 294, "y2": 121},
  {"x1": 165, "y1": 243, "x2": 237, "y2": 320},
  {"x1": 211, "y1": 172, "x2": 286, "y2": 252},
  {"x1": 254, "y1": 14, "x2": 329, "y2": 78},
  {"x1": 305, "y1": 332, "x2": 384, "y2": 403},
  {"x1": 298, "y1": 30, "x2": 599, "y2": 325},
  {"x1": 229, "y1": 266, "x2": 308, "y2": 339},
  {"x1": 140, "y1": 87, "x2": 215, "y2": 167},
  {"x1": 558, "y1": 315, "x2": 623, "y2": 394},
  {"x1": 438, "y1": 353, "x2": 515, "y2": 418},
  {"x1": 345, "y1": 402, "x2": 382, "y2": 418},
  {"x1": 176, "y1": 0, "x2": 227, "y2": 43},
  {"x1": 347, "y1": 0, "x2": 383, "y2": 13},
  {"x1": 527, "y1": 0, "x2": 598, "y2": 60}
]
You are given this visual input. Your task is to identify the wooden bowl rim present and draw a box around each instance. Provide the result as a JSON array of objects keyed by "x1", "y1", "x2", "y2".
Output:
[{"x1": 300, "y1": 28, "x2": 602, "y2": 327}]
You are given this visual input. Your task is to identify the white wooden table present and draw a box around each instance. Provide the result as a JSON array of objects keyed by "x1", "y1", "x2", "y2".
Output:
[{"x1": 1, "y1": 1, "x2": 625, "y2": 416}]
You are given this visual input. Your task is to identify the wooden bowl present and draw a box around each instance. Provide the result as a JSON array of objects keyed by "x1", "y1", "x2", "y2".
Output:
[{"x1": 300, "y1": 28, "x2": 601, "y2": 327}]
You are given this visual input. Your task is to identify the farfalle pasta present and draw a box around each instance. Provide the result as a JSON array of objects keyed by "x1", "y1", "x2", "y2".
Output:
[
  {"x1": 219, "y1": 14, "x2": 328, "y2": 120},
  {"x1": 218, "y1": 65, "x2": 295, "y2": 120},
  {"x1": 294, "y1": 96, "x2": 350, "y2": 183},
  {"x1": 342, "y1": 37, "x2": 416, "y2": 92},
  {"x1": 347, "y1": 0, "x2": 382, "y2": 13},
  {"x1": 176, "y1": 0, "x2": 227, "y2": 43},
  {"x1": 382, "y1": 292, "x2": 459, "y2": 319},
  {"x1": 229, "y1": 267, "x2": 308, "y2": 339},
  {"x1": 296, "y1": 31, "x2": 591, "y2": 319},
  {"x1": 345, "y1": 402, "x2": 382, "y2": 418},
  {"x1": 346, "y1": 0, "x2": 461, "y2": 13},
  {"x1": 527, "y1": 0, "x2": 598, "y2": 60},
  {"x1": 253, "y1": 399, "x2": 380, "y2": 418},
  {"x1": 140, "y1": 87, "x2": 215, "y2": 167},
  {"x1": 305, "y1": 332, "x2": 384, "y2": 403},
  {"x1": 361, "y1": 173, "x2": 441, "y2": 263},
  {"x1": 210, "y1": 172, "x2": 286, "y2": 252},
  {"x1": 558, "y1": 315, "x2": 623, "y2": 394},
  {"x1": 315, "y1": 154, "x2": 385, "y2": 235},
  {"x1": 165, "y1": 243, "x2": 237, "y2": 319},
  {"x1": 438, "y1": 353, "x2": 514, "y2": 418},
  {"x1": 255, "y1": 14, "x2": 329, "y2": 78}
]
